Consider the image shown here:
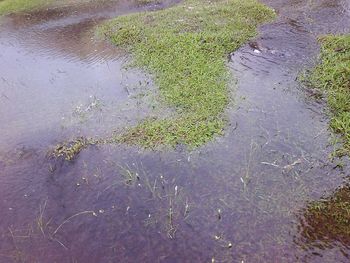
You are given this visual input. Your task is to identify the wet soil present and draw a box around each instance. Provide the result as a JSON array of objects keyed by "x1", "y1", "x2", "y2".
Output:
[{"x1": 0, "y1": 0, "x2": 349, "y2": 262}]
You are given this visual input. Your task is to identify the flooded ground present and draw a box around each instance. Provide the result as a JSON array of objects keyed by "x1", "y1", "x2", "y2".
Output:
[
  {"x1": 0, "y1": 0, "x2": 179, "y2": 150},
  {"x1": 0, "y1": 0, "x2": 349, "y2": 262}
]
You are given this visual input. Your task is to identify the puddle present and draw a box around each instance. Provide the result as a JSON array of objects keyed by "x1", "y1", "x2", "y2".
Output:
[
  {"x1": 0, "y1": 0, "x2": 180, "y2": 151},
  {"x1": 0, "y1": 0, "x2": 350, "y2": 262}
]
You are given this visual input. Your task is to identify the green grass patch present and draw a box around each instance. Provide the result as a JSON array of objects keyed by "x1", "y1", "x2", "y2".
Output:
[
  {"x1": 100, "y1": 0, "x2": 276, "y2": 148},
  {"x1": 308, "y1": 35, "x2": 350, "y2": 156},
  {"x1": 0, "y1": 0, "x2": 53, "y2": 16}
]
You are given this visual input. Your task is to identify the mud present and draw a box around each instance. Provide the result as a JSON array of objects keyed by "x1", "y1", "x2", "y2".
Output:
[{"x1": 0, "y1": 0, "x2": 349, "y2": 262}]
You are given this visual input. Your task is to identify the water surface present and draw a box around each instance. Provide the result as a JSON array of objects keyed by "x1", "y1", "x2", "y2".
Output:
[{"x1": 0, "y1": 0, "x2": 349, "y2": 262}]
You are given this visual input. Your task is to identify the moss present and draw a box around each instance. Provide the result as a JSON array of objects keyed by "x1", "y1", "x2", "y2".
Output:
[
  {"x1": 100, "y1": 0, "x2": 276, "y2": 148},
  {"x1": 308, "y1": 35, "x2": 350, "y2": 156}
]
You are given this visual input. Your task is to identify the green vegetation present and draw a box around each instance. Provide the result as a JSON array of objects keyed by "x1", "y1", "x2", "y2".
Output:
[
  {"x1": 308, "y1": 35, "x2": 350, "y2": 156},
  {"x1": 52, "y1": 137, "x2": 97, "y2": 161},
  {"x1": 0, "y1": 0, "x2": 154, "y2": 16},
  {"x1": 101, "y1": 0, "x2": 276, "y2": 148},
  {"x1": 301, "y1": 187, "x2": 350, "y2": 245},
  {"x1": 0, "y1": 0, "x2": 52, "y2": 16},
  {"x1": 0, "y1": 0, "x2": 156, "y2": 16}
]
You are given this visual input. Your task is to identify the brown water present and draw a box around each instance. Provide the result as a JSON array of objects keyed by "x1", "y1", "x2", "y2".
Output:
[{"x1": 0, "y1": 0, "x2": 349, "y2": 262}]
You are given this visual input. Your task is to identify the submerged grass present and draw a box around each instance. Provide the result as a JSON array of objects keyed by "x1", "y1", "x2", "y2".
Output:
[
  {"x1": 52, "y1": 137, "x2": 98, "y2": 161},
  {"x1": 0, "y1": 0, "x2": 52, "y2": 16},
  {"x1": 101, "y1": 0, "x2": 276, "y2": 148},
  {"x1": 308, "y1": 35, "x2": 350, "y2": 156},
  {"x1": 301, "y1": 186, "x2": 350, "y2": 246}
]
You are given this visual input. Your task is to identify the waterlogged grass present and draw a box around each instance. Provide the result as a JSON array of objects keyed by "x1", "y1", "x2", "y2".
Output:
[
  {"x1": 302, "y1": 187, "x2": 350, "y2": 246},
  {"x1": 0, "y1": 0, "x2": 156, "y2": 16},
  {"x1": 52, "y1": 137, "x2": 98, "y2": 161},
  {"x1": 0, "y1": 0, "x2": 52, "y2": 16},
  {"x1": 308, "y1": 35, "x2": 350, "y2": 156},
  {"x1": 101, "y1": 0, "x2": 276, "y2": 148}
]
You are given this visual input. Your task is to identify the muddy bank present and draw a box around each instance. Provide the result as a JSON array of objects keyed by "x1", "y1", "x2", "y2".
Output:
[{"x1": 0, "y1": 0, "x2": 350, "y2": 262}]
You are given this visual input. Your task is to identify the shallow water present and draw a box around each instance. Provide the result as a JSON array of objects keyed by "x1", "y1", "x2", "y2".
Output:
[
  {"x1": 0, "y1": 0, "x2": 179, "y2": 150},
  {"x1": 0, "y1": 0, "x2": 349, "y2": 262}
]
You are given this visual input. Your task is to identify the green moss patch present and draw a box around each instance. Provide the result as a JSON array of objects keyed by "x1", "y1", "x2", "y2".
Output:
[
  {"x1": 308, "y1": 35, "x2": 350, "y2": 156},
  {"x1": 101, "y1": 0, "x2": 276, "y2": 148}
]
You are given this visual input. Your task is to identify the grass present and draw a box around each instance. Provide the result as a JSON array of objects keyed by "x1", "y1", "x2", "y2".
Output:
[
  {"x1": 0, "y1": 0, "x2": 52, "y2": 16},
  {"x1": 52, "y1": 137, "x2": 98, "y2": 161},
  {"x1": 301, "y1": 186, "x2": 350, "y2": 246},
  {"x1": 0, "y1": 0, "x2": 157, "y2": 16},
  {"x1": 308, "y1": 35, "x2": 350, "y2": 156},
  {"x1": 100, "y1": 0, "x2": 276, "y2": 148}
]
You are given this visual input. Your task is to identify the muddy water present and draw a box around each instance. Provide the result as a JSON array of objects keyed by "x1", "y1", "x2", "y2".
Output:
[{"x1": 0, "y1": 0, "x2": 349, "y2": 262}]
